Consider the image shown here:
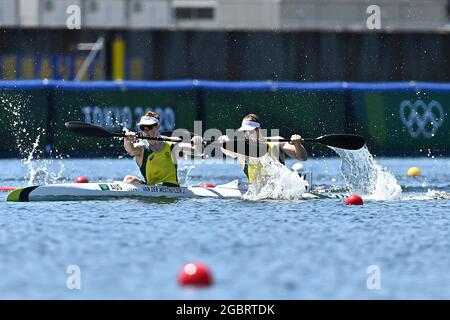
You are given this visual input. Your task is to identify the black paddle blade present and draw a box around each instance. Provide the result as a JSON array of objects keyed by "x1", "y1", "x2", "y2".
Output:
[
  {"x1": 314, "y1": 134, "x2": 366, "y2": 150},
  {"x1": 220, "y1": 139, "x2": 269, "y2": 158},
  {"x1": 65, "y1": 121, "x2": 116, "y2": 138}
]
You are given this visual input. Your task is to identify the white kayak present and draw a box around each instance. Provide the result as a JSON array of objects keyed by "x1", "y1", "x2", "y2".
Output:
[
  {"x1": 6, "y1": 173, "x2": 344, "y2": 202},
  {"x1": 6, "y1": 180, "x2": 245, "y2": 202}
]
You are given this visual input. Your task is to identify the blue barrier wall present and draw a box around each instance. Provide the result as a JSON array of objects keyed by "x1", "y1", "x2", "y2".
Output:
[{"x1": 0, "y1": 81, "x2": 448, "y2": 157}]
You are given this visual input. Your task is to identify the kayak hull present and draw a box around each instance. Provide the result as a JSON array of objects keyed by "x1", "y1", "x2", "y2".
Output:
[
  {"x1": 6, "y1": 175, "x2": 344, "y2": 202},
  {"x1": 6, "y1": 181, "x2": 246, "y2": 202}
]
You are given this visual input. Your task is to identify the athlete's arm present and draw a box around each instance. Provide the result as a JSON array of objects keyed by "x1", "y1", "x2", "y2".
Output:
[
  {"x1": 217, "y1": 135, "x2": 238, "y2": 159},
  {"x1": 172, "y1": 136, "x2": 203, "y2": 158},
  {"x1": 282, "y1": 134, "x2": 307, "y2": 160},
  {"x1": 124, "y1": 132, "x2": 144, "y2": 157}
]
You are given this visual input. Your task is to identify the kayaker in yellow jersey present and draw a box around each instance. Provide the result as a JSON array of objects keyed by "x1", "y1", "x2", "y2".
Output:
[
  {"x1": 218, "y1": 114, "x2": 307, "y2": 184},
  {"x1": 123, "y1": 111, "x2": 202, "y2": 186}
]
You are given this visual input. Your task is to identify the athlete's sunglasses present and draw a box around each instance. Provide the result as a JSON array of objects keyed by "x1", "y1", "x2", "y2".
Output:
[{"x1": 139, "y1": 124, "x2": 157, "y2": 132}]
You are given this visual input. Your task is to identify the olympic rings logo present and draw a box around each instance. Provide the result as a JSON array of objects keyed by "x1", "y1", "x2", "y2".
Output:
[{"x1": 399, "y1": 100, "x2": 445, "y2": 138}]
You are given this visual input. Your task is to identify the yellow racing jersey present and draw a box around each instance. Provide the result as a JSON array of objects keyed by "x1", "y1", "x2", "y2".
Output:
[{"x1": 139, "y1": 140, "x2": 179, "y2": 186}]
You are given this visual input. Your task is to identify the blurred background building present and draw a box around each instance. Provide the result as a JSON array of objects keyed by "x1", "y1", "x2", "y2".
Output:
[
  {"x1": 1, "y1": 1, "x2": 449, "y2": 156},
  {"x1": 1, "y1": 0, "x2": 450, "y2": 81}
]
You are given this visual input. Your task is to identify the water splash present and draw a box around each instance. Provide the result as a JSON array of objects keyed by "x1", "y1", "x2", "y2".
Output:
[
  {"x1": 421, "y1": 190, "x2": 450, "y2": 200},
  {"x1": 402, "y1": 190, "x2": 450, "y2": 201},
  {"x1": 22, "y1": 134, "x2": 42, "y2": 185},
  {"x1": 1, "y1": 95, "x2": 66, "y2": 185},
  {"x1": 178, "y1": 163, "x2": 196, "y2": 186},
  {"x1": 243, "y1": 154, "x2": 309, "y2": 200},
  {"x1": 331, "y1": 146, "x2": 402, "y2": 200},
  {"x1": 1, "y1": 94, "x2": 40, "y2": 158},
  {"x1": 18, "y1": 135, "x2": 66, "y2": 186}
]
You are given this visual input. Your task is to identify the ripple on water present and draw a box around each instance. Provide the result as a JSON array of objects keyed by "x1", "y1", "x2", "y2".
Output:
[{"x1": 0, "y1": 158, "x2": 449, "y2": 298}]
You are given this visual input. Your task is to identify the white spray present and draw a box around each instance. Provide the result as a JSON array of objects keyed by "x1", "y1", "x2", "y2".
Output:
[
  {"x1": 243, "y1": 154, "x2": 309, "y2": 200},
  {"x1": 1, "y1": 95, "x2": 65, "y2": 185},
  {"x1": 331, "y1": 146, "x2": 402, "y2": 200}
]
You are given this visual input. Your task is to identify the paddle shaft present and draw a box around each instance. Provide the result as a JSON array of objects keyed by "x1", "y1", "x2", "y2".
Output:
[
  {"x1": 265, "y1": 134, "x2": 366, "y2": 150},
  {"x1": 118, "y1": 133, "x2": 181, "y2": 142},
  {"x1": 65, "y1": 121, "x2": 267, "y2": 157},
  {"x1": 65, "y1": 122, "x2": 365, "y2": 150},
  {"x1": 265, "y1": 138, "x2": 318, "y2": 143}
]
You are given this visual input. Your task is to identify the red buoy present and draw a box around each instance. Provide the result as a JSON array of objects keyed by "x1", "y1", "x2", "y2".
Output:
[
  {"x1": 200, "y1": 183, "x2": 215, "y2": 188},
  {"x1": 345, "y1": 194, "x2": 364, "y2": 205},
  {"x1": 74, "y1": 176, "x2": 89, "y2": 183},
  {"x1": 0, "y1": 186, "x2": 16, "y2": 192},
  {"x1": 178, "y1": 262, "x2": 213, "y2": 287}
]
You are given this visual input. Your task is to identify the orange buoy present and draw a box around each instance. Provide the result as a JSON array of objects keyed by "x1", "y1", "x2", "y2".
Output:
[
  {"x1": 345, "y1": 194, "x2": 364, "y2": 205},
  {"x1": 74, "y1": 176, "x2": 89, "y2": 183},
  {"x1": 178, "y1": 262, "x2": 213, "y2": 287}
]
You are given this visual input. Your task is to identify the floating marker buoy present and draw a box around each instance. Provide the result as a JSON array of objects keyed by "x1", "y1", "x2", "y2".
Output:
[
  {"x1": 0, "y1": 186, "x2": 16, "y2": 192},
  {"x1": 74, "y1": 176, "x2": 89, "y2": 183},
  {"x1": 345, "y1": 194, "x2": 364, "y2": 205},
  {"x1": 407, "y1": 167, "x2": 421, "y2": 177},
  {"x1": 200, "y1": 183, "x2": 215, "y2": 188},
  {"x1": 178, "y1": 262, "x2": 213, "y2": 287}
]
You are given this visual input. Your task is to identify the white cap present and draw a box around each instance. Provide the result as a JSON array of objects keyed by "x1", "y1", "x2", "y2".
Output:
[
  {"x1": 137, "y1": 116, "x2": 160, "y2": 126},
  {"x1": 237, "y1": 120, "x2": 261, "y2": 131}
]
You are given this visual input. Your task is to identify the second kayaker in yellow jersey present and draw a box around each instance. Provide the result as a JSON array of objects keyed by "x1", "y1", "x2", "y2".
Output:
[
  {"x1": 218, "y1": 113, "x2": 307, "y2": 184},
  {"x1": 123, "y1": 111, "x2": 202, "y2": 186}
]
